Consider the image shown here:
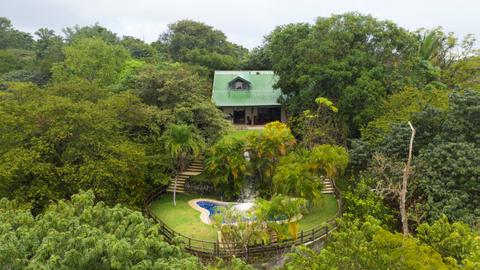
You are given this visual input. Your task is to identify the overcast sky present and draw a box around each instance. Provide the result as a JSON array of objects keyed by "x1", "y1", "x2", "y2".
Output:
[{"x1": 1, "y1": 0, "x2": 478, "y2": 49}]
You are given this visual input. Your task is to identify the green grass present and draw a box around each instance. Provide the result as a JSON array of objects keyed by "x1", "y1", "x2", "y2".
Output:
[
  {"x1": 223, "y1": 129, "x2": 260, "y2": 141},
  {"x1": 298, "y1": 195, "x2": 338, "y2": 231},
  {"x1": 150, "y1": 193, "x2": 218, "y2": 241},
  {"x1": 150, "y1": 193, "x2": 338, "y2": 241}
]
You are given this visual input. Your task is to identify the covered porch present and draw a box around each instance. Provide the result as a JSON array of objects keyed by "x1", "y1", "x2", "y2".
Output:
[{"x1": 220, "y1": 106, "x2": 286, "y2": 125}]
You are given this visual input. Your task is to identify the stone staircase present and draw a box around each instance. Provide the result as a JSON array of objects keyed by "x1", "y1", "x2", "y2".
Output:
[
  {"x1": 321, "y1": 178, "x2": 335, "y2": 194},
  {"x1": 167, "y1": 157, "x2": 204, "y2": 194}
]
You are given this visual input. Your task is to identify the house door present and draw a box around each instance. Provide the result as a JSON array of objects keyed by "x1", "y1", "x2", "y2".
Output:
[{"x1": 233, "y1": 110, "x2": 245, "y2": 124}]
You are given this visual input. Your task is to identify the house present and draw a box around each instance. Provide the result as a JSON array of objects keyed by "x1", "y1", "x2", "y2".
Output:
[{"x1": 212, "y1": 71, "x2": 286, "y2": 125}]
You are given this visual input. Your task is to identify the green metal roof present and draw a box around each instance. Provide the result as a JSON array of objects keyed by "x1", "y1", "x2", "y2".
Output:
[{"x1": 212, "y1": 71, "x2": 282, "y2": 107}]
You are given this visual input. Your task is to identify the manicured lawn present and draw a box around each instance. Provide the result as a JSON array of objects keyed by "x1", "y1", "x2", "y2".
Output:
[
  {"x1": 150, "y1": 193, "x2": 218, "y2": 241},
  {"x1": 150, "y1": 193, "x2": 338, "y2": 241},
  {"x1": 298, "y1": 195, "x2": 338, "y2": 231},
  {"x1": 223, "y1": 129, "x2": 260, "y2": 140}
]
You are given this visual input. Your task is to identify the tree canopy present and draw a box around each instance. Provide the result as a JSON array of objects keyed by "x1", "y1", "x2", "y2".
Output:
[
  {"x1": 155, "y1": 20, "x2": 248, "y2": 71},
  {"x1": 0, "y1": 190, "x2": 203, "y2": 269},
  {"x1": 0, "y1": 13, "x2": 479, "y2": 270}
]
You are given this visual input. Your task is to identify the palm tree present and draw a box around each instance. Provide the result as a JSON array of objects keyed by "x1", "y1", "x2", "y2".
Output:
[
  {"x1": 245, "y1": 121, "x2": 296, "y2": 198},
  {"x1": 205, "y1": 137, "x2": 248, "y2": 200},
  {"x1": 419, "y1": 30, "x2": 441, "y2": 63},
  {"x1": 272, "y1": 161, "x2": 322, "y2": 205},
  {"x1": 162, "y1": 124, "x2": 204, "y2": 206}
]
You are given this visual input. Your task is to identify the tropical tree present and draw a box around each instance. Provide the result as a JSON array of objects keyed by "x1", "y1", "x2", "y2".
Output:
[
  {"x1": 273, "y1": 159, "x2": 322, "y2": 205},
  {"x1": 33, "y1": 28, "x2": 64, "y2": 84},
  {"x1": 282, "y1": 218, "x2": 454, "y2": 270},
  {"x1": 246, "y1": 121, "x2": 296, "y2": 198},
  {"x1": 130, "y1": 63, "x2": 229, "y2": 142},
  {"x1": 63, "y1": 23, "x2": 119, "y2": 44},
  {"x1": 360, "y1": 87, "x2": 449, "y2": 146},
  {"x1": 266, "y1": 13, "x2": 422, "y2": 137},
  {"x1": 156, "y1": 20, "x2": 248, "y2": 71},
  {"x1": 444, "y1": 55, "x2": 480, "y2": 90},
  {"x1": 0, "y1": 17, "x2": 34, "y2": 49},
  {"x1": 51, "y1": 37, "x2": 130, "y2": 86},
  {"x1": 362, "y1": 90, "x2": 480, "y2": 226},
  {"x1": 308, "y1": 144, "x2": 349, "y2": 177},
  {"x1": 255, "y1": 195, "x2": 307, "y2": 240},
  {"x1": 272, "y1": 144, "x2": 348, "y2": 207},
  {"x1": 211, "y1": 205, "x2": 263, "y2": 260},
  {"x1": 119, "y1": 35, "x2": 158, "y2": 61},
  {"x1": 342, "y1": 177, "x2": 396, "y2": 227},
  {"x1": 417, "y1": 216, "x2": 480, "y2": 268},
  {"x1": 0, "y1": 83, "x2": 151, "y2": 212},
  {"x1": 289, "y1": 97, "x2": 345, "y2": 147},
  {"x1": 0, "y1": 190, "x2": 203, "y2": 269},
  {"x1": 205, "y1": 137, "x2": 249, "y2": 200},
  {"x1": 162, "y1": 124, "x2": 205, "y2": 205},
  {"x1": 212, "y1": 195, "x2": 306, "y2": 259}
]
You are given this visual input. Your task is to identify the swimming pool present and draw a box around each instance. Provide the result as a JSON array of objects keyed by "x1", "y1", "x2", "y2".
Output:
[
  {"x1": 195, "y1": 201, "x2": 224, "y2": 216},
  {"x1": 193, "y1": 199, "x2": 293, "y2": 225},
  {"x1": 189, "y1": 199, "x2": 256, "y2": 224}
]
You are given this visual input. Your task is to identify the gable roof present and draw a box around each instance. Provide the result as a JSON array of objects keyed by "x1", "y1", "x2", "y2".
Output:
[
  {"x1": 212, "y1": 71, "x2": 282, "y2": 107},
  {"x1": 228, "y1": 76, "x2": 251, "y2": 89}
]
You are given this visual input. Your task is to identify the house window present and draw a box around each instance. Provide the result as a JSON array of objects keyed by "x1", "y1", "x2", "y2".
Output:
[{"x1": 235, "y1": 81, "x2": 244, "y2": 89}]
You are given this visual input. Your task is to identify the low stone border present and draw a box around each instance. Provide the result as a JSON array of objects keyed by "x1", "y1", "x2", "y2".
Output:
[{"x1": 189, "y1": 198, "x2": 229, "y2": 225}]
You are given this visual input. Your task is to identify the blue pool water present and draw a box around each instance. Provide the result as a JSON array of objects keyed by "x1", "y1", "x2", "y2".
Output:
[
  {"x1": 196, "y1": 201, "x2": 224, "y2": 216},
  {"x1": 196, "y1": 200, "x2": 289, "y2": 222}
]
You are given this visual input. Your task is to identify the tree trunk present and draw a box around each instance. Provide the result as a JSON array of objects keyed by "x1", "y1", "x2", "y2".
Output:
[
  {"x1": 173, "y1": 173, "x2": 177, "y2": 206},
  {"x1": 400, "y1": 122, "x2": 415, "y2": 236}
]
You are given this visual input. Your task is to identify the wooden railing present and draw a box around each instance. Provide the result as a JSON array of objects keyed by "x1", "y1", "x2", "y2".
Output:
[{"x1": 144, "y1": 184, "x2": 343, "y2": 258}]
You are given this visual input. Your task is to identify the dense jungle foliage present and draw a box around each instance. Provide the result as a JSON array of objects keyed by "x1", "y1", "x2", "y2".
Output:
[{"x1": 0, "y1": 13, "x2": 479, "y2": 269}]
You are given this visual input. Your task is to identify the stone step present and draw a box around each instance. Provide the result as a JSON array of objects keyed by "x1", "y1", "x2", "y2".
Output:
[
  {"x1": 189, "y1": 161, "x2": 203, "y2": 166},
  {"x1": 169, "y1": 179, "x2": 186, "y2": 183},
  {"x1": 169, "y1": 182, "x2": 186, "y2": 186},
  {"x1": 188, "y1": 165, "x2": 203, "y2": 170},
  {"x1": 168, "y1": 182, "x2": 185, "y2": 186},
  {"x1": 166, "y1": 188, "x2": 185, "y2": 193},
  {"x1": 181, "y1": 171, "x2": 202, "y2": 176},
  {"x1": 168, "y1": 187, "x2": 185, "y2": 191},
  {"x1": 169, "y1": 181, "x2": 186, "y2": 185},
  {"x1": 191, "y1": 160, "x2": 204, "y2": 164},
  {"x1": 179, "y1": 169, "x2": 202, "y2": 174}
]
